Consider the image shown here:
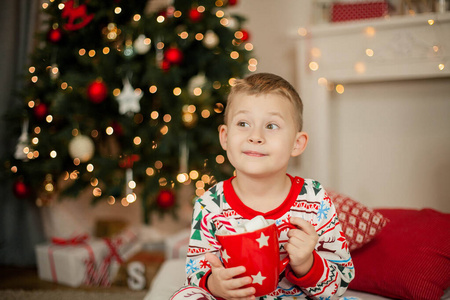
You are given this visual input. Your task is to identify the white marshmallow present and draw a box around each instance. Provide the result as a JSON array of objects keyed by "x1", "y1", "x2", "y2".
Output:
[
  {"x1": 235, "y1": 227, "x2": 247, "y2": 234},
  {"x1": 229, "y1": 219, "x2": 239, "y2": 229},
  {"x1": 244, "y1": 215, "x2": 268, "y2": 232}
]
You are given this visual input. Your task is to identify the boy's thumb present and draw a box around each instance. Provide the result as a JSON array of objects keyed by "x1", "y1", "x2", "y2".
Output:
[{"x1": 205, "y1": 252, "x2": 223, "y2": 268}]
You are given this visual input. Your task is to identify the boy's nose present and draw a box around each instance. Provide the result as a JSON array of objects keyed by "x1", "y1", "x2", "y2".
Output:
[
  {"x1": 248, "y1": 129, "x2": 264, "y2": 144},
  {"x1": 248, "y1": 136, "x2": 263, "y2": 144}
]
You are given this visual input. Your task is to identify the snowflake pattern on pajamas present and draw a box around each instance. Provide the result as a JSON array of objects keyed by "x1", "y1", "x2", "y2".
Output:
[
  {"x1": 317, "y1": 201, "x2": 330, "y2": 221},
  {"x1": 186, "y1": 259, "x2": 199, "y2": 275}
]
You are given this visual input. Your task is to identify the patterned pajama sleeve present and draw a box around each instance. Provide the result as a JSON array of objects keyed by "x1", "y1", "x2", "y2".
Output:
[
  {"x1": 184, "y1": 185, "x2": 224, "y2": 290},
  {"x1": 289, "y1": 180, "x2": 355, "y2": 298}
]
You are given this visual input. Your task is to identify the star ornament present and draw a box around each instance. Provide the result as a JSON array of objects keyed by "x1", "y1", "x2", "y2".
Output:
[
  {"x1": 256, "y1": 232, "x2": 270, "y2": 248},
  {"x1": 116, "y1": 78, "x2": 143, "y2": 115},
  {"x1": 251, "y1": 272, "x2": 266, "y2": 285}
]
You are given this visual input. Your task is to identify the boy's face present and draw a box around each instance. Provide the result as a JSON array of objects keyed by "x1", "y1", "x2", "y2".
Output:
[{"x1": 219, "y1": 93, "x2": 307, "y2": 179}]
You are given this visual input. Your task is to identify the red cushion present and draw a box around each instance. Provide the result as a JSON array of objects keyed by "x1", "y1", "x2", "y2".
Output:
[
  {"x1": 327, "y1": 191, "x2": 388, "y2": 251},
  {"x1": 349, "y1": 208, "x2": 450, "y2": 300}
]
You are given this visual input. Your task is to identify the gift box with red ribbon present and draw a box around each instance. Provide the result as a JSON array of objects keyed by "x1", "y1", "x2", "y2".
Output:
[
  {"x1": 331, "y1": 1, "x2": 389, "y2": 22},
  {"x1": 35, "y1": 229, "x2": 140, "y2": 287}
]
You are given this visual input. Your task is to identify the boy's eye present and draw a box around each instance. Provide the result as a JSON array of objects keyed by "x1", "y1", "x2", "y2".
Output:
[
  {"x1": 237, "y1": 121, "x2": 249, "y2": 127},
  {"x1": 266, "y1": 123, "x2": 279, "y2": 130}
]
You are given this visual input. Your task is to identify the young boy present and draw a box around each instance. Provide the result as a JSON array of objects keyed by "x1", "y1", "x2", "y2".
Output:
[{"x1": 172, "y1": 73, "x2": 354, "y2": 299}]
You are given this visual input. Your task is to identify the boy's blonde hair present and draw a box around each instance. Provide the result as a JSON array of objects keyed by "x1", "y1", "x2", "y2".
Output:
[{"x1": 224, "y1": 73, "x2": 304, "y2": 131}]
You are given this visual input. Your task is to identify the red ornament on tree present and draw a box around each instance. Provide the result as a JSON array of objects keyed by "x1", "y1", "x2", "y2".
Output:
[
  {"x1": 240, "y1": 29, "x2": 250, "y2": 42},
  {"x1": 47, "y1": 28, "x2": 63, "y2": 43},
  {"x1": 228, "y1": 0, "x2": 238, "y2": 6},
  {"x1": 158, "y1": 9, "x2": 168, "y2": 19},
  {"x1": 111, "y1": 120, "x2": 123, "y2": 136},
  {"x1": 156, "y1": 189, "x2": 175, "y2": 209},
  {"x1": 87, "y1": 80, "x2": 108, "y2": 103},
  {"x1": 161, "y1": 59, "x2": 171, "y2": 71},
  {"x1": 34, "y1": 103, "x2": 48, "y2": 120},
  {"x1": 62, "y1": 0, "x2": 94, "y2": 31},
  {"x1": 13, "y1": 180, "x2": 31, "y2": 199},
  {"x1": 119, "y1": 154, "x2": 140, "y2": 169},
  {"x1": 189, "y1": 8, "x2": 203, "y2": 22},
  {"x1": 164, "y1": 47, "x2": 183, "y2": 65}
]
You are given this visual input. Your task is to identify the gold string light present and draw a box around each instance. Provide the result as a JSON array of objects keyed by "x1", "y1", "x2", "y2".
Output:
[
  {"x1": 309, "y1": 61, "x2": 319, "y2": 71},
  {"x1": 121, "y1": 198, "x2": 129, "y2": 206},
  {"x1": 157, "y1": 15, "x2": 165, "y2": 23},
  {"x1": 216, "y1": 10, "x2": 224, "y2": 18},
  {"x1": 146, "y1": 167, "x2": 155, "y2": 176},
  {"x1": 201, "y1": 109, "x2": 210, "y2": 118},
  {"x1": 107, "y1": 196, "x2": 115, "y2": 205},
  {"x1": 150, "y1": 111, "x2": 159, "y2": 119},
  {"x1": 177, "y1": 173, "x2": 189, "y2": 183},
  {"x1": 354, "y1": 62, "x2": 366, "y2": 74},
  {"x1": 173, "y1": 87, "x2": 182, "y2": 96},
  {"x1": 106, "y1": 126, "x2": 114, "y2": 135},
  {"x1": 298, "y1": 27, "x2": 308, "y2": 37}
]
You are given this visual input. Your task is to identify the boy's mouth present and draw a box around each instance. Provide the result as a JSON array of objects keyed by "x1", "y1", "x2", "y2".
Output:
[{"x1": 243, "y1": 151, "x2": 266, "y2": 157}]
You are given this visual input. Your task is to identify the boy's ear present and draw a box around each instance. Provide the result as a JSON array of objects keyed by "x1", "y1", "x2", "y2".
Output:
[
  {"x1": 218, "y1": 124, "x2": 228, "y2": 151},
  {"x1": 291, "y1": 131, "x2": 308, "y2": 157}
]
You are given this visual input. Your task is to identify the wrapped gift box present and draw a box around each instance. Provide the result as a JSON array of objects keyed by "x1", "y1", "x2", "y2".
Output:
[
  {"x1": 35, "y1": 228, "x2": 140, "y2": 287},
  {"x1": 331, "y1": 1, "x2": 388, "y2": 22},
  {"x1": 36, "y1": 238, "x2": 107, "y2": 287}
]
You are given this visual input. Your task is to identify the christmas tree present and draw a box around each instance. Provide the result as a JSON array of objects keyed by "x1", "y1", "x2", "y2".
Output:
[{"x1": 2, "y1": 0, "x2": 255, "y2": 222}]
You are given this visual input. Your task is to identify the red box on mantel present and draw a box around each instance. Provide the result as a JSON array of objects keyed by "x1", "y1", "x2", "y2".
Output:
[{"x1": 331, "y1": 1, "x2": 388, "y2": 22}]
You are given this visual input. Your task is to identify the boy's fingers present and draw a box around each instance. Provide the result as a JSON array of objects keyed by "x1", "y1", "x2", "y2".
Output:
[
  {"x1": 205, "y1": 252, "x2": 223, "y2": 269},
  {"x1": 229, "y1": 286, "x2": 256, "y2": 299},
  {"x1": 205, "y1": 252, "x2": 249, "y2": 284},
  {"x1": 226, "y1": 275, "x2": 252, "y2": 290},
  {"x1": 290, "y1": 217, "x2": 316, "y2": 235},
  {"x1": 223, "y1": 265, "x2": 247, "y2": 279}
]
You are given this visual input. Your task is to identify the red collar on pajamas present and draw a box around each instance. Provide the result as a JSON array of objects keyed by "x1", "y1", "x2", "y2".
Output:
[{"x1": 223, "y1": 174, "x2": 304, "y2": 220}]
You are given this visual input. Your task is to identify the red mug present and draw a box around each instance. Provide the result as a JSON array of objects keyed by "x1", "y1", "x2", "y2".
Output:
[{"x1": 215, "y1": 221, "x2": 296, "y2": 297}]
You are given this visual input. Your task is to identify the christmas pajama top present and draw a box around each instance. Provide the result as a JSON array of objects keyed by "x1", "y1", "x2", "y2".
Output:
[{"x1": 185, "y1": 174, "x2": 355, "y2": 299}]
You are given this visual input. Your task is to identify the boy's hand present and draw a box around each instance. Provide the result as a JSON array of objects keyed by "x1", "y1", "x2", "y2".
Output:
[
  {"x1": 285, "y1": 217, "x2": 319, "y2": 277},
  {"x1": 205, "y1": 252, "x2": 256, "y2": 300}
]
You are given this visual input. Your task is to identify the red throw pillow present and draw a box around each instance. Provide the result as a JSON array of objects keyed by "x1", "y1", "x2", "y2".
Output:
[
  {"x1": 327, "y1": 191, "x2": 388, "y2": 251},
  {"x1": 349, "y1": 208, "x2": 450, "y2": 300}
]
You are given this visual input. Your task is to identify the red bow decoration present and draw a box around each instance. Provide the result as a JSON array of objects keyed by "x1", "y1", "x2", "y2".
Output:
[
  {"x1": 102, "y1": 238, "x2": 124, "y2": 265},
  {"x1": 62, "y1": 0, "x2": 94, "y2": 31},
  {"x1": 52, "y1": 234, "x2": 89, "y2": 245}
]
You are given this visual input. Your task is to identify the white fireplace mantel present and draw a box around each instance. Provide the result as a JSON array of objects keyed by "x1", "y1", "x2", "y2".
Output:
[
  {"x1": 298, "y1": 12, "x2": 450, "y2": 83},
  {"x1": 296, "y1": 12, "x2": 450, "y2": 186}
]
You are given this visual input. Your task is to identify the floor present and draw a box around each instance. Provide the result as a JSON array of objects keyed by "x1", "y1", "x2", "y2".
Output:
[
  {"x1": 0, "y1": 265, "x2": 130, "y2": 292},
  {"x1": 0, "y1": 250, "x2": 165, "y2": 292}
]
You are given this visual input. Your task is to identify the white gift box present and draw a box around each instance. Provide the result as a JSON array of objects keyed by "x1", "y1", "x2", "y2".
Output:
[
  {"x1": 36, "y1": 238, "x2": 107, "y2": 287},
  {"x1": 35, "y1": 229, "x2": 140, "y2": 287}
]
